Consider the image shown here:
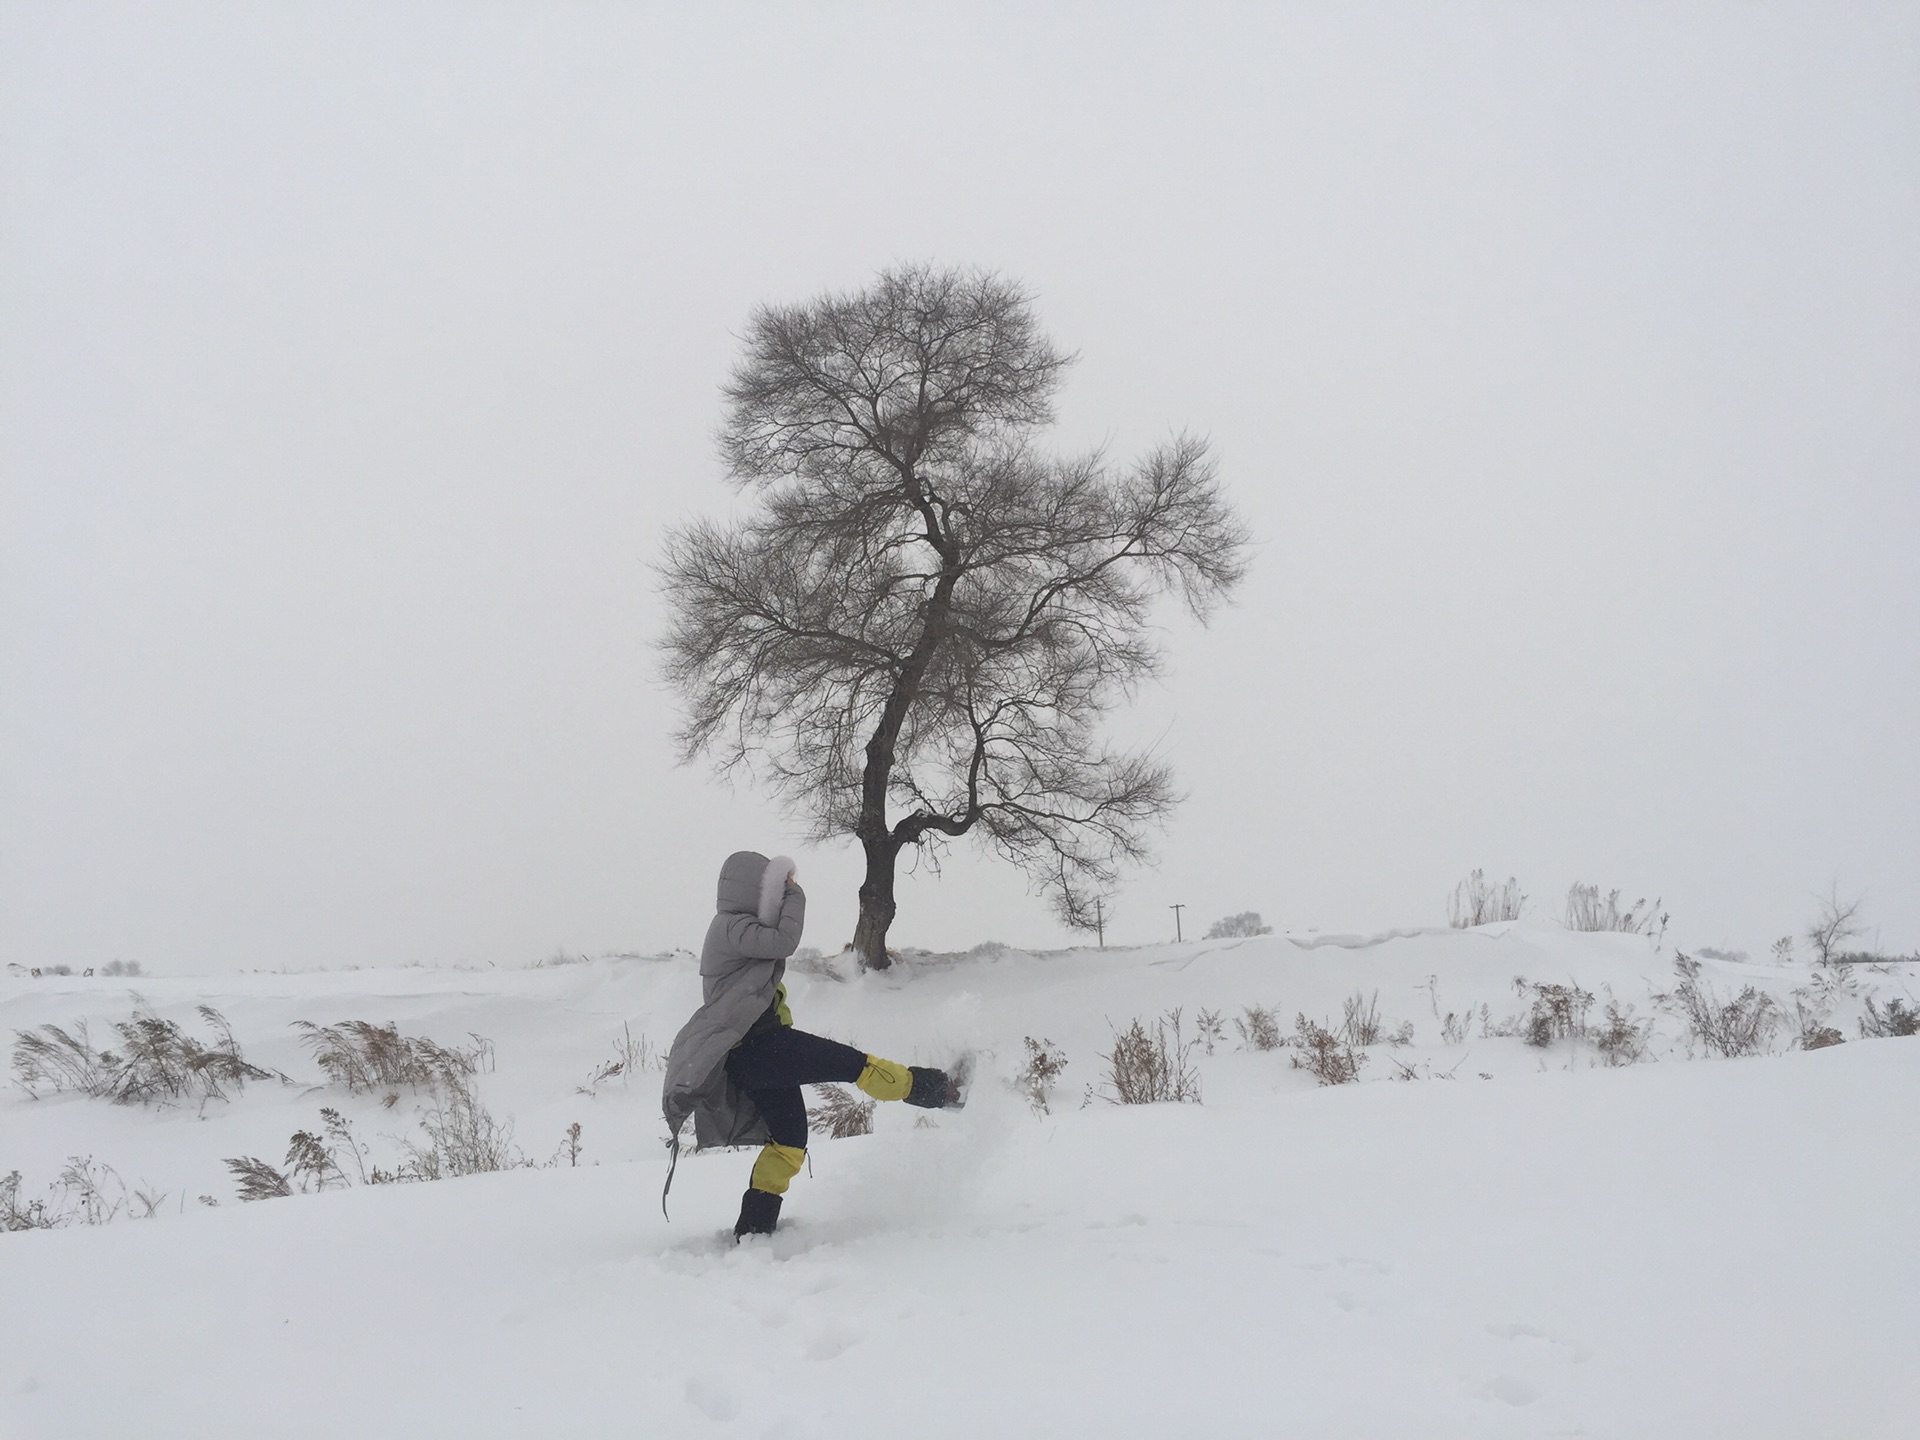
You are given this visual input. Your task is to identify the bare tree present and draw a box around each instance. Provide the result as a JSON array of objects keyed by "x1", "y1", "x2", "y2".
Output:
[
  {"x1": 1805, "y1": 883, "x2": 1867, "y2": 966},
  {"x1": 660, "y1": 265, "x2": 1249, "y2": 967}
]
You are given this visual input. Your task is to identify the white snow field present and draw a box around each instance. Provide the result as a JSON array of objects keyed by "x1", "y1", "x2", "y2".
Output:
[{"x1": 2, "y1": 926, "x2": 1914, "y2": 1438}]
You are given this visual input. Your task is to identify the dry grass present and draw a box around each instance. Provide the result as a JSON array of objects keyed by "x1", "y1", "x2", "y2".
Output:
[
  {"x1": 1564, "y1": 883, "x2": 1667, "y2": 940},
  {"x1": 809, "y1": 1084, "x2": 876, "y2": 1138},
  {"x1": 576, "y1": 1023, "x2": 658, "y2": 1095},
  {"x1": 12, "y1": 1003, "x2": 276, "y2": 1106},
  {"x1": 3, "y1": 1157, "x2": 167, "y2": 1229},
  {"x1": 294, "y1": 1019, "x2": 488, "y2": 1096},
  {"x1": 1449, "y1": 870, "x2": 1526, "y2": 928}
]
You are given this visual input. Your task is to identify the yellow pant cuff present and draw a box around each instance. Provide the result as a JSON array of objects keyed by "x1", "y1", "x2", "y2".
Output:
[{"x1": 856, "y1": 1055, "x2": 913, "y2": 1102}]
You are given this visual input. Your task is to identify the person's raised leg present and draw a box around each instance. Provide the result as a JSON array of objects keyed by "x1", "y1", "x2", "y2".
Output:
[{"x1": 728, "y1": 1026, "x2": 958, "y2": 1107}]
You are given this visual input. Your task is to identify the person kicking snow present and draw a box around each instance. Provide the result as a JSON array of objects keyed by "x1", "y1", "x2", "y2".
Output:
[{"x1": 661, "y1": 850, "x2": 960, "y2": 1238}]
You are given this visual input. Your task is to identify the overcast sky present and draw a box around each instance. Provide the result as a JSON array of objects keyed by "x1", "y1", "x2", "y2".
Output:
[{"x1": 3, "y1": 2, "x2": 1915, "y2": 972}]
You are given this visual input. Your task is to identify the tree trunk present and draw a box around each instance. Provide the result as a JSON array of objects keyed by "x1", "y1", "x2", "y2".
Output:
[{"x1": 852, "y1": 835, "x2": 897, "y2": 970}]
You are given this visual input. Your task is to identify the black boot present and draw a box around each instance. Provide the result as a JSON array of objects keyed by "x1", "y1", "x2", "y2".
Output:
[
  {"x1": 904, "y1": 1066, "x2": 959, "y2": 1109},
  {"x1": 734, "y1": 1187, "x2": 782, "y2": 1240}
]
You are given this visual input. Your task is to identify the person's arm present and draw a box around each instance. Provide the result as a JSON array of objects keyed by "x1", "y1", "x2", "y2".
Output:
[{"x1": 724, "y1": 879, "x2": 805, "y2": 960}]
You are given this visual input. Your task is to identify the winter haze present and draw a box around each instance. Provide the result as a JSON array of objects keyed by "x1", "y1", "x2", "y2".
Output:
[{"x1": 3, "y1": 3, "x2": 1916, "y2": 971}]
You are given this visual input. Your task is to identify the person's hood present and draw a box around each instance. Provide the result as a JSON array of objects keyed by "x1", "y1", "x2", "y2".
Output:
[{"x1": 715, "y1": 851, "x2": 797, "y2": 925}]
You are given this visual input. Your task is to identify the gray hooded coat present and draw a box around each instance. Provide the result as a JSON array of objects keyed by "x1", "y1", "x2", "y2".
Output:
[{"x1": 660, "y1": 850, "x2": 806, "y2": 1150}]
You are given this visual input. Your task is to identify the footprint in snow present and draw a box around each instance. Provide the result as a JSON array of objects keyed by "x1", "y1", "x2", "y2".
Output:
[
  {"x1": 1478, "y1": 1375, "x2": 1539, "y2": 1407},
  {"x1": 685, "y1": 1375, "x2": 741, "y2": 1422},
  {"x1": 1487, "y1": 1322, "x2": 1592, "y2": 1363},
  {"x1": 801, "y1": 1327, "x2": 855, "y2": 1361}
]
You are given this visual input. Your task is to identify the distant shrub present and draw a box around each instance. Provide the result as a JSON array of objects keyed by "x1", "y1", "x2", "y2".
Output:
[
  {"x1": 1859, "y1": 996, "x2": 1920, "y2": 1039},
  {"x1": 1204, "y1": 912, "x2": 1272, "y2": 940},
  {"x1": 810, "y1": 1084, "x2": 875, "y2": 1138},
  {"x1": 1291, "y1": 1015, "x2": 1365, "y2": 1086},
  {"x1": 1100, "y1": 1009, "x2": 1201, "y2": 1105},
  {"x1": 1449, "y1": 870, "x2": 1526, "y2": 928},
  {"x1": 1234, "y1": 1003, "x2": 1282, "y2": 1052},
  {"x1": 100, "y1": 960, "x2": 142, "y2": 977},
  {"x1": 294, "y1": 1020, "x2": 489, "y2": 1095},
  {"x1": 1016, "y1": 1036, "x2": 1068, "y2": 1114},
  {"x1": 1592, "y1": 1000, "x2": 1652, "y2": 1065},
  {"x1": 1564, "y1": 884, "x2": 1667, "y2": 940},
  {"x1": 1659, "y1": 955, "x2": 1778, "y2": 1058},
  {"x1": 1770, "y1": 936, "x2": 1795, "y2": 965},
  {"x1": 1514, "y1": 979, "x2": 1595, "y2": 1047},
  {"x1": 12, "y1": 1004, "x2": 275, "y2": 1105}
]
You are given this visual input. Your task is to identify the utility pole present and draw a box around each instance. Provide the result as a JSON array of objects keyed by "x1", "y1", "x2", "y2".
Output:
[
  {"x1": 1094, "y1": 898, "x2": 1105, "y2": 950},
  {"x1": 1170, "y1": 903, "x2": 1185, "y2": 943}
]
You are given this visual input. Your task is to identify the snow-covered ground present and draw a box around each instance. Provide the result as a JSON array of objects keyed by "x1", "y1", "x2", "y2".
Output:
[{"x1": 2, "y1": 926, "x2": 1914, "y2": 1438}]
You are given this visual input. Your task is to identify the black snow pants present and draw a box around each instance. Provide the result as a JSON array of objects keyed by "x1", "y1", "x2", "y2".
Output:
[{"x1": 724, "y1": 1024, "x2": 867, "y2": 1149}]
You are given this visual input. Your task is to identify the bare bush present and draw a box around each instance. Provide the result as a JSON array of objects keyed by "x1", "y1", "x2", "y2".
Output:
[
  {"x1": 1592, "y1": 1000, "x2": 1653, "y2": 1065},
  {"x1": 101, "y1": 960, "x2": 142, "y2": 977},
  {"x1": 1204, "y1": 911, "x2": 1272, "y2": 939},
  {"x1": 1860, "y1": 996, "x2": 1920, "y2": 1039},
  {"x1": 1193, "y1": 1008, "x2": 1226, "y2": 1055},
  {"x1": 1785, "y1": 969, "x2": 1849, "y2": 1050},
  {"x1": 1291, "y1": 1015, "x2": 1365, "y2": 1085},
  {"x1": 810, "y1": 1084, "x2": 875, "y2": 1138},
  {"x1": 1100, "y1": 1009, "x2": 1201, "y2": 1104},
  {"x1": 1564, "y1": 884, "x2": 1667, "y2": 940},
  {"x1": 1514, "y1": 979, "x2": 1595, "y2": 1047},
  {"x1": 1770, "y1": 936, "x2": 1795, "y2": 965},
  {"x1": 1016, "y1": 1036, "x2": 1069, "y2": 1114},
  {"x1": 1449, "y1": 870, "x2": 1526, "y2": 928},
  {"x1": 12, "y1": 1004, "x2": 275, "y2": 1105},
  {"x1": 295, "y1": 1019, "x2": 487, "y2": 1095},
  {"x1": 1659, "y1": 954, "x2": 1778, "y2": 1058},
  {"x1": 1234, "y1": 1004, "x2": 1282, "y2": 1052}
]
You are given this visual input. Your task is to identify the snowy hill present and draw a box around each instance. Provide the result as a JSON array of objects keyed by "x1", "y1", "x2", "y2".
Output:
[{"x1": 2, "y1": 927, "x2": 1914, "y2": 1437}]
